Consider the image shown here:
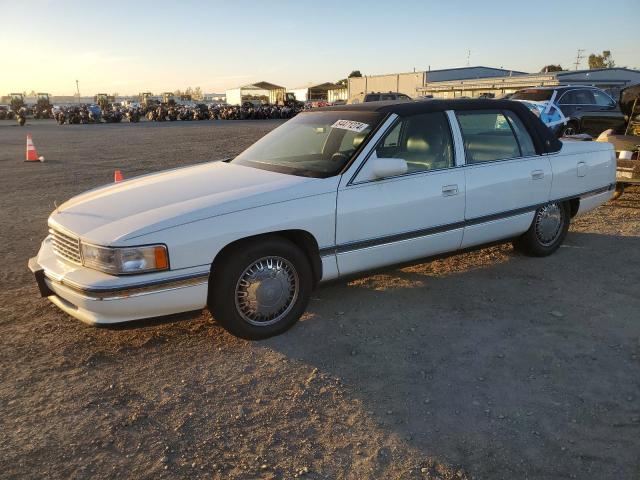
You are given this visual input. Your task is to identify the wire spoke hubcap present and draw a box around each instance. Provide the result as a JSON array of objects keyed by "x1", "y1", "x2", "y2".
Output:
[
  {"x1": 235, "y1": 256, "x2": 299, "y2": 326},
  {"x1": 535, "y1": 203, "x2": 564, "y2": 246}
]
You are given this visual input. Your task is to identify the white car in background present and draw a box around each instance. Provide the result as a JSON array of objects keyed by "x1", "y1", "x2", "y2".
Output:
[{"x1": 29, "y1": 99, "x2": 615, "y2": 339}]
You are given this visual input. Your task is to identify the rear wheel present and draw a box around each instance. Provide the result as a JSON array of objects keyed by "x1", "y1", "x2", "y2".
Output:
[
  {"x1": 513, "y1": 202, "x2": 570, "y2": 256},
  {"x1": 208, "y1": 236, "x2": 312, "y2": 339}
]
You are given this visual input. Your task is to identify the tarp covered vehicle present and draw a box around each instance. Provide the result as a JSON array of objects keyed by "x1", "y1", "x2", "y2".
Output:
[{"x1": 595, "y1": 83, "x2": 640, "y2": 198}]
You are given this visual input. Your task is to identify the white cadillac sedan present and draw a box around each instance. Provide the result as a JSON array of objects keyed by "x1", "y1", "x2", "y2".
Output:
[{"x1": 29, "y1": 100, "x2": 616, "y2": 339}]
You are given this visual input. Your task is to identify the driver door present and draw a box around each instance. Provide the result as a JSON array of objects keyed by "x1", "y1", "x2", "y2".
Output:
[{"x1": 335, "y1": 112, "x2": 466, "y2": 276}]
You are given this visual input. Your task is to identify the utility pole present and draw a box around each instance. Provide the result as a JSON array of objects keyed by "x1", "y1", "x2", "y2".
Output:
[
  {"x1": 573, "y1": 49, "x2": 585, "y2": 70},
  {"x1": 75, "y1": 79, "x2": 80, "y2": 103}
]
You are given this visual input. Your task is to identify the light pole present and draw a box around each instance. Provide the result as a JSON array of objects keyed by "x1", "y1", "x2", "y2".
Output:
[{"x1": 75, "y1": 79, "x2": 80, "y2": 104}]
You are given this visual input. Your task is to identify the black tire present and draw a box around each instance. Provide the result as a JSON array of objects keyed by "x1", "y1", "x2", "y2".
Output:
[
  {"x1": 558, "y1": 121, "x2": 579, "y2": 137},
  {"x1": 612, "y1": 184, "x2": 625, "y2": 201},
  {"x1": 208, "y1": 236, "x2": 312, "y2": 340},
  {"x1": 513, "y1": 202, "x2": 570, "y2": 257}
]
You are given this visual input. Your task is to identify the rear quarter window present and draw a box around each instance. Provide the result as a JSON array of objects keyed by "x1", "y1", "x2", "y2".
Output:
[{"x1": 504, "y1": 111, "x2": 537, "y2": 157}]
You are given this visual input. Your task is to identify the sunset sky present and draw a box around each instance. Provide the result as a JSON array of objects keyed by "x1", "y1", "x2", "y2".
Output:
[{"x1": 1, "y1": 0, "x2": 638, "y2": 96}]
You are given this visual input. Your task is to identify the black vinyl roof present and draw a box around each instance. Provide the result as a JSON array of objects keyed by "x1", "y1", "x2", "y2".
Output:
[{"x1": 319, "y1": 99, "x2": 562, "y2": 154}]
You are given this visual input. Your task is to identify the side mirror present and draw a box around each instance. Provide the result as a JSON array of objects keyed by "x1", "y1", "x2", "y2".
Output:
[{"x1": 371, "y1": 157, "x2": 408, "y2": 179}]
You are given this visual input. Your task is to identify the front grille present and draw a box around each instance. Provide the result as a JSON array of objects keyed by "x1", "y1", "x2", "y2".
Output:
[{"x1": 50, "y1": 228, "x2": 82, "y2": 264}]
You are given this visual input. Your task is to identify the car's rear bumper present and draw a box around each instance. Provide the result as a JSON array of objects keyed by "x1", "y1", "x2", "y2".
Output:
[{"x1": 28, "y1": 237, "x2": 209, "y2": 325}]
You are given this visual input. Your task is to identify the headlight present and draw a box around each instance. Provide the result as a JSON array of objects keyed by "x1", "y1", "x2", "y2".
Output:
[{"x1": 80, "y1": 243, "x2": 169, "y2": 275}]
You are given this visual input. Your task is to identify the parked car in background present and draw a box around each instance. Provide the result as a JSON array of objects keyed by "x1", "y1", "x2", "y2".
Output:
[
  {"x1": 349, "y1": 91, "x2": 412, "y2": 104},
  {"x1": 29, "y1": 99, "x2": 615, "y2": 339},
  {"x1": 512, "y1": 86, "x2": 625, "y2": 137}
]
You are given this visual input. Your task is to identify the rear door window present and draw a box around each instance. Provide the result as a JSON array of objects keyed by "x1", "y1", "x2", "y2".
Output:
[
  {"x1": 456, "y1": 110, "x2": 521, "y2": 163},
  {"x1": 593, "y1": 90, "x2": 615, "y2": 107}
]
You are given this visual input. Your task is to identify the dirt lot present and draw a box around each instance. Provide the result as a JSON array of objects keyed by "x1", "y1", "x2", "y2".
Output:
[{"x1": 1, "y1": 119, "x2": 639, "y2": 479}]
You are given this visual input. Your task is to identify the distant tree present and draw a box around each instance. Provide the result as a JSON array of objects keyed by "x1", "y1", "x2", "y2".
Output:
[
  {"x1": 185, "y1": 86, "x2": 193, "y2": 97},
  {"x1": 193, "y1": 86, "x2": 203, "y2": 100},
  {"x1": 588, "y1": 51, "x2": 615, "y2": 69},
  {"x1": 540, "y1": 65, "x2": 563, "y2": 73},
  {"x1": 335, "y1": 78, "x2": 347, "y2": 86},
  {"x1": 27, "y1": 89, "x2": 37, "y2": 97},
  {"x1": 348, "y1": 70, "x2": 363, "y2": 78},
  {"x1": 173, "y1": 89, "x2": 182, "y2": 97}
]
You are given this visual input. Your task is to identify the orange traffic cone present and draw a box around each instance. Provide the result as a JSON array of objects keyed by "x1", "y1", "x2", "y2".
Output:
[
  {"x1": 25, "y1": 134, "x2": 41, "y2": 162},
  {"x1": 114, "y1": 169, "x2": 123, "y2": 182}
]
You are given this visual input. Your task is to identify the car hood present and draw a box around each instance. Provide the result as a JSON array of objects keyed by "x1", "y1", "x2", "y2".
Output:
[
  {"x1": 49, "y1": 161, "x2": 320, "y2": 245},
  {"x1": 619, "y1": 83, "x2": 640, "y2": 118}
]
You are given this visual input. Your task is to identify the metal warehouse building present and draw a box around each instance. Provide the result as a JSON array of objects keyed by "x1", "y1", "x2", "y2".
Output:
[
  {"x1": 347, "y1": 67, "x2": 524, "y2": 102},
  {"x1": 418, "y1": 68, "x2": 640, "y2": 98},
  {"x1": 225, "y1": 81, "x2": 285, "y2": 106},
  {"x1": 288, "y1": 82, "x2": 343, "y2": 103}
]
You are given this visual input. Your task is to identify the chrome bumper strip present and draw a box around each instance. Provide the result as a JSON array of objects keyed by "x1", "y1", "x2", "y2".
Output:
[{"x1": 44, "y1": 271, "x2": 210, "y2": 301}]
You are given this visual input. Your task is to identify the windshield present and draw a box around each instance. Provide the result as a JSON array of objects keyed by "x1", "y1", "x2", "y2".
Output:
[
  {"x1": 231, "y1": 110, "x2": 384, "y2": 177},
  {"x1": 511, "y1": 89, "x2": 555, "y2": 101}
]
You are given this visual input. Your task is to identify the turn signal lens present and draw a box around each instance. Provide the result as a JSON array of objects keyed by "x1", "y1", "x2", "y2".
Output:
[{"x1": 154, "y1": 246, "x2": 169, "y2": 270}]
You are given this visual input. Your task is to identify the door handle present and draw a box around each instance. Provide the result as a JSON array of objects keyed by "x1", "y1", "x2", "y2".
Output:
[
  {"x1": 577, "y1": 161, "x2": 587, "y2": 177},
  {"x1": 442, "y1": 184, "x2": 458, "y2": 196},
  {"x1": 531, "y1": 170, "x2": 544, "y2": 180}
]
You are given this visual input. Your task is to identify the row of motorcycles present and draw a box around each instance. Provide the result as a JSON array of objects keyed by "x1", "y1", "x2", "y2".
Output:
[
  {"x1": 53, "y1": 105, "x2": 141, "y2": 125},
  {"x1": 45, "y1": 102, "x2": 302, "y2": 126},
  {"x1": 0, "y1": 106, "x2": 29, "y2": 126},
  {"x1": 144, "y1": 103, "x2": 301, "y2": 122}
]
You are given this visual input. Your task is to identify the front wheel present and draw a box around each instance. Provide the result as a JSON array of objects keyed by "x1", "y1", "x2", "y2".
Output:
[
  {"x1": 208, "y1": 236, "x2": 312, "y2": 339},
  {"x1": 513, "y1": 202, "x2": 570, "y2": 256}
]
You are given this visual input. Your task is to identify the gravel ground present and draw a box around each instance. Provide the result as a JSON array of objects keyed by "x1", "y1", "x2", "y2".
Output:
[{"x1": 1, "y1": 119, "x2": 639, "y2": 480}]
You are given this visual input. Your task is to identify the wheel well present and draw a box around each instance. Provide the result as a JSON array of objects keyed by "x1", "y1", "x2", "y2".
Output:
[
  {"x1": 567, "y1": 198, "x2": 579, "y2": 217},
  {"x1": 210, "y1": 230, "x2": 323, "y2": 287}
]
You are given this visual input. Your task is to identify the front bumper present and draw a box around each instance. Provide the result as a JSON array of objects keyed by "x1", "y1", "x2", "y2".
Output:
[{"x1": 28, "y1": 236, "x2": 210, "y2": 325}]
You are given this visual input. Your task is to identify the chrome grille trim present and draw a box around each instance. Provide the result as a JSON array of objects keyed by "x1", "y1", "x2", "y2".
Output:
[{"x1": 49, "y1": 228, "x2": 82, "y2": 264}]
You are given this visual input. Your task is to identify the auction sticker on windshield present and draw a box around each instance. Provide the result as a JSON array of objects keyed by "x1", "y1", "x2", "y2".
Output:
[{"x1": 331, "y1": 119, "x2": 369, "y2": 133}]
